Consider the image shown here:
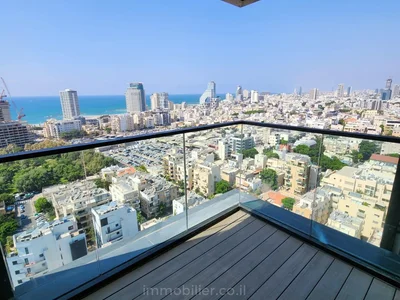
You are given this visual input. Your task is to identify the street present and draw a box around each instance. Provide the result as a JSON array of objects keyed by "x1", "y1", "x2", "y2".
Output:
[{"x1": 15, "y1": 197, "x2": 36, "y2": 231}]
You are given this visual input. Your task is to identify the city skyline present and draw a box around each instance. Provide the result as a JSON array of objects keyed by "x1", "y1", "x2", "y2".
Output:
[{"x1": 3, "y1": 0, "x2": 400, "y2": 96}]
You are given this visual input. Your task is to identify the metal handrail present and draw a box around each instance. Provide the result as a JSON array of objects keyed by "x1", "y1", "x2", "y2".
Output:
[{"x1": 1, "y1": 120, "x2": 400, "y2": 163}]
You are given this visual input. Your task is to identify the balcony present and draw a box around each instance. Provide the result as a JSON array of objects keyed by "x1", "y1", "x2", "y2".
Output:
[{"x1": 1, "y1": 121, "x2": 400, "y2": 300}]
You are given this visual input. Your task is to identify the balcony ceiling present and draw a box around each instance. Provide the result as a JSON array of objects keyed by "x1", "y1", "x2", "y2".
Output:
[{"x1": 222, "y1": 0, "x2": 260, "y2": 7}]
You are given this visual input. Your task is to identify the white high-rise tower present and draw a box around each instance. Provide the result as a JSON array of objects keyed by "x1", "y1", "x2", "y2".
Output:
[{"x1": 59, "y1": 89, "x2": 80, "y2": 120}]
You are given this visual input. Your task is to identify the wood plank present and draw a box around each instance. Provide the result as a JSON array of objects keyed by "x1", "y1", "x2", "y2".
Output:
[
  {"x1": 126, "y1": 219, "x2": 266, "y2": 300},
  {"x1": 108, "y1": 216, "x2": 259, "y2": 300},
  {"x1": 192, "y1": 230, "x2": 291, "y2": 300},
  {"x1": 248, "y1": 244, "x2": 318, "y2": 300},
  {"x1": 217, "y1": 237, "x2": 304, "y2": 300},
  {"x1": 335, "y1": 268, "x2": 373, "y2": 300},
  {"x1": 364, "y1": 278, "x2": 396, "y2": 300},
  {"x1": 84, "y1": 211, "x2": 248, "y2": 300},
  {"x1": 160, "y1": 223, "x2": 278, "y2": 300},
  {"x1": 278, "y1": 251, "x2": 334, "y2": 300},
  {"x1": 306, "y1": 259, "x2": 352, "y2": 300}
]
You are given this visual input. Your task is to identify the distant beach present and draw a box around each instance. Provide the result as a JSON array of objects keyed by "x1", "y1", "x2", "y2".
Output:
[{"x1": 10, "y1": 94, "x2": 225, "y2": 125}]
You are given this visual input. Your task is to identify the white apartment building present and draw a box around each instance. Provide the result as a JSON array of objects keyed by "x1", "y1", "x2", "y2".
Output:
[
  {"x1": 172, "y1": 192, "x2": 206, "y2": 215},
  {"x1": 327, "y1": 210, "x2": 364, "y2": 239},
  {"x1": 125, "y1": 83, "x2": 146, "y2": 113},
  {"x1": 218, "y1": 140, "x2": 229, "y2": 161},
  {"x1": 109, "y1": 175, "x2": 141, "y2": 210},
  {"x1": 193, "y1": 161, "x2": 221, "y2": 197},
  {"x1": 111, "y1": 114, "x2": 134, "y2": 132},
  {"x1": 254, "y1": 153, "x2": 268, "y2": 169},
  {"x1": 380, "y1": 142, "x2": 400, "y2": 155},
  {"x1": 43, "y1": 119, "x2": 82, "y2": 138},
  {"x1": 293, "y1": 188, "x2": 331, "y2": 224},
  {"x1": 6, "y1": 216, "x2": 87, "y2": 288},
  {"x1": 59, "y1": 89, "x2": 80, "y2": 120},
  {"x1": 91, "y1": 202, "x2": 138, "y2": 248}
]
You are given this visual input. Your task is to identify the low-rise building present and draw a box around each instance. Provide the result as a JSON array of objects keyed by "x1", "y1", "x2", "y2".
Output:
[
  {"x1": 43, "y1": 119, "x2": 82, "y2": 138},
  {"x1": 192, "y1": 161, "x2": 221, "y2": 197},
  {"x1": 109, "y1": 175, "x2": 141, "y2": 210},
  {"x1": 172, "y1": 192, "x2": 206, "y2": 215},
  {"x1": 6, "y1": 216, "x2": 87, "y2": 288},
  {"x1": 91, "y1": 202, "x2": 138, "y2": 248},
  {"x1": 327, "y1": 210, "x2": 364, "y2": 239},
  {"x1": 284, "y1": 155, "x2": 311, "y2": 196},
  {"x1": 293, "y1": 188, "x2": 331, "y2": 224}
]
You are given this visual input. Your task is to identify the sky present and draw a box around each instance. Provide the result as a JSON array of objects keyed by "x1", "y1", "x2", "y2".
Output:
[{"x1": 2, "y1": 0, "x2": 400, "y2": 96}]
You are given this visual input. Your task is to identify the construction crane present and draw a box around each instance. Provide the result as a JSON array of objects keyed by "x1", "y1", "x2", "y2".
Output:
[{"x1": 0, "y1": 77, "x2": 26, "y2": 121}]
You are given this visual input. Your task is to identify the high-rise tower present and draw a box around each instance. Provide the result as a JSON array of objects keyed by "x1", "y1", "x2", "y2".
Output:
[
  {"x1": 126, "y1": 83, "x2": 146, "y2": 113},
  {"x1": 59, "y1": 89, "x2": 80, "y2": 120},
  {"x1": 199, "y1": 81, "x2": 216, "y2": 104}
]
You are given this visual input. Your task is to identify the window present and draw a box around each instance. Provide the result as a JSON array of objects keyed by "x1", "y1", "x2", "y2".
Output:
[
  {"x1": 373, "y1": 221, "x2": 379, "y2": 224},
  {"x1": 27, "y1": 268, "x2": 31, "y2": 274},
  {"x1": 39, "y1": 254, "x2": 44, "y2": 258},
  {"x1": 24, "y1": 258, "x2": 29, "y2": 265},
  {"x1": 117, "y1": 231, "x2": 120, "y2": 235},
  {"x1": 100, "y1": 218, "x2": 108, "y2": 227},
  {"x1": 346, "y1": 205, "x2": 349, "y2": 208},
  {"x1": 17, "y1": 280, "x2": 22, "y2": 284},
  {"x1": 68, "y1": 225, "x2": 73, "y2": 230},
  {"x1": 116, "y1": 224, "x2": 119, "y2": 227},
  {"x1": 15, "y1": 270, "x2": 20, "y2": 275},
  {"x1": 42, "y1": 263, "x2": 46, "y2": 266},
  {"x1": 12, "y1": 261, "x2": 17, "y2": 265},
  {"x1": 24, "y1": 247, "x2": 29, "y2": 255}
]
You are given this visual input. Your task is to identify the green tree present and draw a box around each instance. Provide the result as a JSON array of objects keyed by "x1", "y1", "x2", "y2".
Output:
[
  {"x1": 137, "y1": 164, "x2": 149, "y2": 173},
  {"x1": 0, "y1": 194, "x2": 14, "y2": 205},
  {"x1": 0, "y1": 144, "x2": 23, "y2": 155},
  {"x1": 293, "y1": 145, "x2": 310, "y2": 155},
  {"x1": 60, "y1": 130, "x2": 87, "y2": 140},
  {"x1": 351, "y1": 150, "x2": 363, "y2": 163},
  {"x1": 263, "y1": 149, "x2": 279, "y2": 159},
  {"x1": 177, "y1": 180, "x2": 185, "y2": 190},
  {"x1": 358, "y1": 141, "x2": 378, "y2": 161},
  {"x1": 280, "y1": 139, "x2": 288, "y2": 145},
  {"x1": 215, "y1": 180, "x2": 232, "y2": 194},
  {"x1": 387, "y1": 153, "x2": 400, "y2": 158},
  {"x1": 282, "y1": 197, "x2": 295, "y2": 211},
  {"x1": 105, "y1": 127, "x2": 112, "y2": 134},
  {"x1": 338, "y1": 119, "x2": 346, "y2": 126},
  {"x1": 0, "y1": 216, "x2": 18, "y2": 245},
  {"x1": 94, "y1": 178, "x2": 111, "y2": 191},
  {"x1": 34, "y1": 197, "x2": 53, "y2": 214},
  {"x1": 240, "y1": 148, "x2": 259, "y2": 159},
  {"x1": 137, "y1": 211, "x2": 145, "y2": 224},
  {"x1": 158, "y1": 202, "x2": 166, "y2": 217},
  {"x1": 260, "y1": 168, "x2": 278, "y2": 190}
]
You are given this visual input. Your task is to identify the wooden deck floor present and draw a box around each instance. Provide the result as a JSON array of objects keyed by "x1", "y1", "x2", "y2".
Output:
[{"x1": 83, "y1": 211, "x2": 400, "y2": 300}]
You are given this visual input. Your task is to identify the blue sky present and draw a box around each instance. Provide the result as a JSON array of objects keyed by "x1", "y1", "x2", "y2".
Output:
[{"x1": 2, "y1": 0, "x2": 400, "y2": 96}]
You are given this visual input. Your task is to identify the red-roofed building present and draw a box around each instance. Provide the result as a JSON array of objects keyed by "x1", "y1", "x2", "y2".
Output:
[
  {"x1": 261, "y1": 191, "x2": 286, "y2": 208},
  {"x1": 370, "y1": 154, "x2": 399, "y2": 165}
]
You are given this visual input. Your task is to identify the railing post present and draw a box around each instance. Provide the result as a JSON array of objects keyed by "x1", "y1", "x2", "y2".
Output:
[
  {"x1": 380, "y1": 160, "x2": 400, "y2": 253},
  {"x1": 183, "y1": 133, "x2": 189, "y2": 230}
]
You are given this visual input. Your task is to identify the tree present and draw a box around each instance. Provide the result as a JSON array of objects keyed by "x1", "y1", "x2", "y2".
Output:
[
  {"x1": 338, "y1": 119, "x2": 346, "y2": 126},
  {"x1": 177, "y1": 180, "x2": 185, "y2": 190},
  {"x1": 0, "y1": 144, "x2": 23, "y2": 155},
  {"x1": 158, "y1": 202, "x2": 166, "y2": 217},
  {"x1": 24, "y1": 140, "x2": 67, "y2": 151},
  {"x1": 380, "y1": 124, "x2": 385, "y2": 134},
  {"x1": 320, "y1": 155, "x2": 346, "y2": 171},
  {"x1": 260, "y1": 168, "x2": 278, "y2": 190},
  {"x1": 387, "y1": 153, "x2": 400, "y2": 158},
  {"x1": 358, "y1": 141, "x2": 378, "y2": 161},
  {"x1": 0, "y1": 216, "x2": 18, "y2": 245},
  {"x1": 137, "y1": 165, "x2": 149, "y2": 173},
  {"x1": 294, "y1": 145, "x2": 310, "y2": 155},
  {"x1": 0, "y1": 194, "x2": 14, "y2": 205},
  {"x1": 214, "y1": 153, "x2": 220, "y2": 161},
  {"x1": 240, "y1": 148, "x2": 259, "y2": 159},
  {"x1": 105, "y1": 127, "x2": 112, "y2": 134},
  {"x1": 60, "y1": 130, "x2": 87, "y2": 140},
  {"x1": 94, "y1": 178, "x2": 111, "y2": 191},
  {"x1": 263, "y1": 149, "x2": 279, "y2": 159},
  {"x1": 351, "y1": 150, "x2": 363, "y2": 163},
  {"x1": 280, "y1": 139, "x2": 288, "y2": 145},
  {"x1": 137, "y1": 211, "x2": 145, "y2": 224},
  {"x1": 282, "y1": 197, "x2": 295, "y2": 211},
  {"x1": 215, "y1": 180, "x2": 232, "y2": 194},
  {"x1": 34, "y1": 197, "x2": 53, "y2": 214}
]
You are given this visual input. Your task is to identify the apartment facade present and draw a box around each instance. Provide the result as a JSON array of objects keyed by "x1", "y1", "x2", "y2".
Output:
[
  {"x1": 0, "y1": 122, "x2": 33, "y2": 148},
  {"x1": 109, "y1": 175, "x2": 141, "y2": 210},
  {"x1": 327, "y1": 210, "x2": 364, "y2": 239},
  {"x1": 43, "y1": 119, "x2": 82, "y2": 138},
  {"x1": 125, "y1": 83, "x2": 146, "y2": 113},
  {"x1": 293, "y1": 188, "x2": 331, "y2": 224},
  {"x1": 91, "y1": 202, "x2": 138, "y2": 248},
  {"x1": 6, "y1": 216, "x2": 87, "y2": 288},
  {"x1": 192, "y1": 161, "x2": 221, "y2": 197},
  {"x1": 284, "y1": 155, "x2": 311, "y2": 196}
]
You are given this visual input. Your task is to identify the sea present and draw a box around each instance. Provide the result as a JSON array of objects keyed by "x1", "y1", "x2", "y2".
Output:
[{"x1": 10, "y1": 94, "x2": 225, "y2": 125}]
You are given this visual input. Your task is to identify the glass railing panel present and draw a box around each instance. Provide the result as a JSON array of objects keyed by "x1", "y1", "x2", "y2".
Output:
[
  {"x1": 240, "y1": 124, "x2": 323, "y2": 236},
  {"x1": 311, "y1": 135, "x2": 400, "y2": 277},
  {"x1": 94, "y1": 134, "x2": 187, "y2": 274},
  {"x1": 184, "y1": 125, "x2": 242, "y2": 228},
  {"x1": 1, "y1": 149, "x2": 101, "y2": 298}
]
